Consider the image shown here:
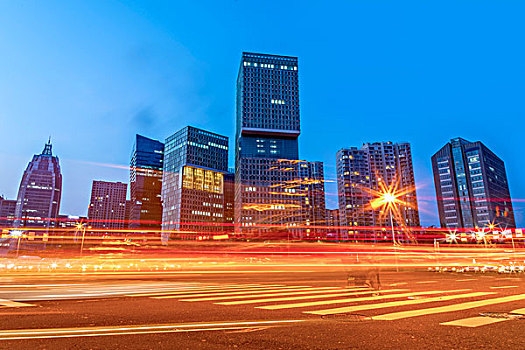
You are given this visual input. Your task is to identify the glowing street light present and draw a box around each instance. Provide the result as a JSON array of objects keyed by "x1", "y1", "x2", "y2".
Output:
[
  {"x1": 367, "y1": 177, "x2": 417, "y2": 246},
  {"x1": 446, "y1": 230, "x2": 458, "y2": 244}
]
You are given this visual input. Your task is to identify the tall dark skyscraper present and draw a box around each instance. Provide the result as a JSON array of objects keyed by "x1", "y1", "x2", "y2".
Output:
[
  {"x1": 161, "y1": 126, "x2": 229, "y2": 241},
  {"x1": 87, "y1": 181, "x2": 128, "y2": 231},
  {"x1": 14, "y1": 140, "x2": 62, "y2": 238},
  {"x1": 337, "y1": 142, "x2": 420, "y2": 242},
  {"x1": 431, "y1": 137, "x2": 515, "y2": 229},
  {"x1": 235, "y1": 52, "x2": 324, "y2": 237},
  {"x1": 130, "y1": 134, "x2": 164, "y2": 231}
]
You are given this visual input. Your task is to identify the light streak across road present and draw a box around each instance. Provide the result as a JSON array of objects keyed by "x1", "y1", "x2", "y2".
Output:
[{"x1": 0, "y1": 320, "x2": 306, "y2": 340}]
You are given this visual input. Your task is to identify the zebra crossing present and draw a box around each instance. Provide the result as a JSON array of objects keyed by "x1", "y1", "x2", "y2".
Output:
[{"x1": 134, "y1": 282, "x2": 525, "y2": 327}]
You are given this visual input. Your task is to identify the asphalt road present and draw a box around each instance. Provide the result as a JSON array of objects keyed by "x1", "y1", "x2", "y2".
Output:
[{"x1": 0, "y1": 268, "x2": 524, "y2": 349}]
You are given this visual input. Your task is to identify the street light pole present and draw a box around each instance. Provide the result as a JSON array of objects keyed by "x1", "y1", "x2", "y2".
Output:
[
  {"x1": 390, "y1": 209, "x2": 399, "y2": 272},
  {"x1": 390, "y1": 210, "x2": 396, "y2": 246},
  {"x1": 16, "y1": 235, "x2": 22, "y2": 257},
  {"x1": 78, "y1": 224, "x2": 87, "y2": 255}
]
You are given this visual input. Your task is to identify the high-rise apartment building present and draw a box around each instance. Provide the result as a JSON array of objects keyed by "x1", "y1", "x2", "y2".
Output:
[
  {"x1": 337, "y1": 142, "x2": 420, "y2": 242},
  {"x1": 431, "y1": 137, "x2": 515, "y2": 229},
  {"x1": 87, "y1": 181, "x2": 127, "y2": 231},
  {"x1": 14, "y1": 141, "x2": 62, "y2": 237},
  {"x1": 129, "y1": 134, "x2": 164, "y2": 230},
  {"x1": 235, "y1": 52, "x2": 325, "y2": 238},
  {"x1": 161, "y1": 126, "x2": 229, "y2": 240}
]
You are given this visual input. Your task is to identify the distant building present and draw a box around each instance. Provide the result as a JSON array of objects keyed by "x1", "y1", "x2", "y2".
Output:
[
  {"x1": 129, "y1": 134, "x2": 164, "y2": 231},
  {"x1": 0, "y1": 196, "x2": 17, "y2": 228},
  {"x1": 14, "y1": 140, "x2": 62, "y2": 244},
  {"x1": 297, "y1": 161, "x2": 326, "y2": 240},
  {"x1": 87, "y1": 181, "x2": 127, "y2": 231},
  {"x1": 431, "y1": 137, "x2": 515, "y2": 229},
  {"x1": 57, "y1": 214, "x2": 88, "y2": 229},
  {"x1": 161, "y1": 126, "x2": 229, "y2": 240},
  {"x1": 235, "y1": 52, "x2": 325, "y2": 239},
  {"x1": 56, "y1": 214, "x2": 87, "y2": 243},
  {"x1": 337, "y1": 142, "x2": 420, "y2": 242},
  {"x1": 223, "y1": 172, "x2": 235, "y2": 233},
  {"x1": 325, "y1": 209, "x2": 340, "y2": 241},
  {"x1": 124, "y1": 200, "x2": 131, "y2": 230}
]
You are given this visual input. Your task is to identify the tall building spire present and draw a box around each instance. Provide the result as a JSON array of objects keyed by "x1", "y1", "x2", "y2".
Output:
[{"x1": 42, "y1": 138, "x2": 52, "y2": 156}]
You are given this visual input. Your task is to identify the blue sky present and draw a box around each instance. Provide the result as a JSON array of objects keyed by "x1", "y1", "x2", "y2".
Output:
[{"x1": 0, "y1": 1, "x2": 523, "y2": 226}]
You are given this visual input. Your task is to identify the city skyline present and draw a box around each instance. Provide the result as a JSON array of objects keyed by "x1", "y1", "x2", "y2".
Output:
[{"x1": 1, "y1": 1, "x2": 524, "y2": 227}]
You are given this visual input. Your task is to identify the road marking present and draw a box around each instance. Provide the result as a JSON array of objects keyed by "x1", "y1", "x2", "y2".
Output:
[
  {"x1": 130, "y1": 285, "x2": 291, "y2": 297},
  {"x1": 178, "y1": 287, "x2": 349, "y2": 302},
  {"x1": 416, "y1": 281, "x2": 438, "y2": 284},
  {"x1": 306, "y1": 292, "x2": 495, "y2": 315},
  {"x1": 218, "y1": 289, "x2": 407, "y2": 306},
  {"x1": 441, "y1": 307, "x2": 525, "y2": 328},
  {"x1": 0, "y1": 299, "x2": 35, "y2": 308},
  {"x1": 388, "y1": 283, "x2": 408, "y2": 286},
  {"x1": 257, "y1": 289, "x2": 471, "y2": 310},
  {"x1": 489, "y1": 286, "x2": 519, "y2": 289},
  {"x1": 456, "y1": 279, "x2": 477, "y2": 282},
  {"x1": 440, "y1": 316, "x2": 507, "y2": 328},
  {"x1": 373, "y1": 294, "x2": 525, "y2": 321},
  {"x1": 0, "y1": 320, "x2": 305, "y2": 340}
]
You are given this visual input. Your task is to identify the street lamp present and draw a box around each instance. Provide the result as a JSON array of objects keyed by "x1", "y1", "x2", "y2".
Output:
[
  {"x1": 369, "y1": 184, "x2": 406, "y2": 246},
  {"x1": 76, "y1": 223, "x2": 87, "y2": 255}
]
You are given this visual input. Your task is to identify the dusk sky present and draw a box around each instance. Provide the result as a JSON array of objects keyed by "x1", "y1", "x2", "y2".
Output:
[{"x1": 1, "y1": 1, "x2": 524, "y2": 226}]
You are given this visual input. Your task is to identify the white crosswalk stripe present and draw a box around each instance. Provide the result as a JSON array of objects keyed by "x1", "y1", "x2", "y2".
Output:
[
  {"x1": 155, "y1": 286, "x2": 337, "y2": 300},
  {"x1": 373, "y1": 294, "x2": 525, "y2": 321},
  {"x1": 128, "y1": 284, "x2": 285, "y2": 297},
  {"x1": 142, "y1": 282, "x2": 525, "y2": 326},
  {"x1": 441, "y1": 307, "x2": 525, "y2": 328},
  {"x1": 257, "y1": 289, "x2": 471, "y2": 310},
  {"x1": 217, "y1": 289, "x2": 407, "y2": 306},
  {"x1": 182, "y1": 288, "x2": 355, "y2": 302},
  {"x1": 305, "y1": 292, "x2": 494, "y2": 315}
]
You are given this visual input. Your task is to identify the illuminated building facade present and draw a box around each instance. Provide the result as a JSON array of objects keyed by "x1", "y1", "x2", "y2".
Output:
[
  {"x1": 0, "y1": 196, "x2": 16, "y2": 228},
  {"x1": 431, "y1": 137, "x2": 515, "y2": 229},
  {"x1": 14, "y1": 140, "x2": 62, "y2": 239},
  {"x1": 161, "y1": 126, "x2": 229, "y2": 240},
  {"x1": 87, "y1": 181, "x2": 127, "y2": 231},
  {"x1": 223, "y1": 172, "x2": 235, "y2": 233},
  {"x1": 325, "y1": 208, "x2": 340, "y2": 241},
  {"x1": 337, "y1": 142, "x2": 420, "y2": 242},
  {"x1": 129, "y1": 134, "x2": 164, "y2": 230},
  {"x1": 297, "y1": 161, "x2": 326, "y2": 240},
  {"x1": 236, "y1": 52, "x2": 314, "y2": 238}
]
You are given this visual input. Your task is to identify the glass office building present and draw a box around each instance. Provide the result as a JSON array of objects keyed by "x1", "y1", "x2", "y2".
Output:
[
  {"x1": 161, "y1": 126, "x2": 229, "y2": 240},
  {"x1": 431, "y1": 137, "x2": 515, "y2": 229},
  {"x1": 14, "y1": 140, "x2": 62, "y2": 239},
  {"x1": 235, "y1": 52, "x2": 326, "y2": 238},
  {"x1": 130, "y1": 134, "x2": 164, "y2": 231}
]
